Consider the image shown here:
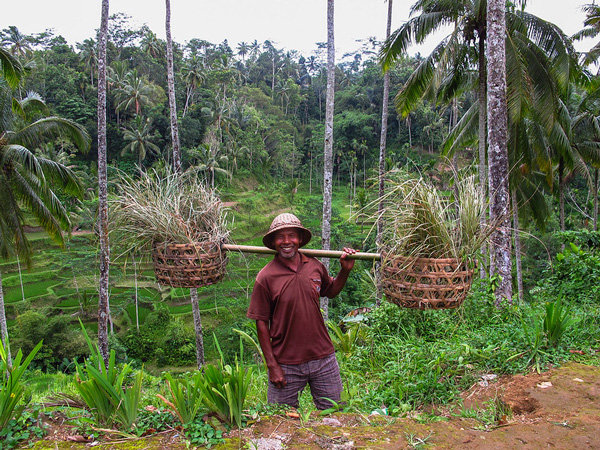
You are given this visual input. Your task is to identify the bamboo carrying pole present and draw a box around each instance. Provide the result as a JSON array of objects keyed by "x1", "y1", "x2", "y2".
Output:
[{"x1": 221, "y1": 243, "x2": 381, "y2": 261}]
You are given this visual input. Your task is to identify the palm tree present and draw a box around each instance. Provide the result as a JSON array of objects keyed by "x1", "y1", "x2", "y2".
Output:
[
  {"x1": 182, "y1": 55, "x2": 206, "y2": 117},
  {"x1": 487, "y1": 0, "x2": 512, "y2": 304},
  {"x1": 97, "y1": 0, "x2": 110, "y2": 365},
  {"x1": 376, "y1": 0, "x2": 394, "y2": 306},
  {"x1": 321, "y1": 0, "x2": 335, "y2": 320},
  {"x1": 188, "y1": 143, "x2": 230, "y2": 189},
  {"x1": 121, "y1": 115, "x2": 161, "y2": 167},
  {"x1": 573, "y1": 3, "x2": 600, "y2": 69},
  {"x1": 114, "y1": 69, "x2": 157, "y2": 115},
  {"x1": 77, "y1": 38, "x2": 97, "y2": 86},
  {"x1": 0, "y1": 66, "x2": 89, "y2": 366},
  {"x1": 1, "y1": 26, "x2": 33, "y2": 59},
  {"x1": 165, "y1": 0, "x2": 181, "y2": 173},
  {"x1": 141, "y1": 28, "x2": 163, "y2": 59},
  {"x1": 381, "y1": 0, "x2": 572, "y2": 195},
  {"x1": 237, "y1": 41, "x2": 249, "y2": 61}
]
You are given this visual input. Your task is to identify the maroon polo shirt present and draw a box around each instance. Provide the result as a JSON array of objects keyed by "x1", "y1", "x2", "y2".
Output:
[{"x1": 247, "y1": 252, "x2": 336, "y2": 364}]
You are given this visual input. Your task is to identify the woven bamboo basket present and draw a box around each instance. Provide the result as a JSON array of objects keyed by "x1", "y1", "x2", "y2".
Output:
[
  {"x1": 152, "y1": 241, "x2": 227, "y2": 288},
  {"x1": 381, "y1": 255, "x2": 473, "y2": 310}
]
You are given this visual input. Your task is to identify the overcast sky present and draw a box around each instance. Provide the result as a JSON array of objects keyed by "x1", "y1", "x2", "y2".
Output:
[{"x1": 2, "y1": 1, "x2": 594, "y2": 59}]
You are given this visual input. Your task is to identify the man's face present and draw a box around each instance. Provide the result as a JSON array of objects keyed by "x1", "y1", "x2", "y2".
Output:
[{"x1": 273, "y1": 228, "x2": 301, "y2": 260}]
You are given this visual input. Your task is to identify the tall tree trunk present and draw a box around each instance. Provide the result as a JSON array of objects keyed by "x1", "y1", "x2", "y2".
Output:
[
  {"x1": 478, "y1": 33, "x2": 488, "y2": 279},
  {"x1": 559, "y1": 156, "x2": 565, "y2": 233},
  {"x1": 97, "y1": 0, "x2": 111, "y2": 366},
  {"x1": 132, "y1": 253, "x2": 139, "y2": 332},
  {"x1": 376, "y1": 0, "x2": 393, "y2": 306},
  {"x1": 0, "y1": 271, "x2": 12, "y2": 367},
  {"x1": 487, "y1": 0, "x2": 512, "y2": 306},
  {"x1": 512, "y1": 190, "x2": 523, "y2": 302},
  {"x1": 166, "y1": 0, "x2": 181, "y2": 173},
  {"x1": 166, "y1": 0, "x2": 203, "y2": 366},
  {"x1": 594, "y1": 168, "x2": 598, "y2": 232},
  {"x1": 190, "y1": 288, "x2": 205, "y2": 369},
  {"x1": 321, "y1": 0, "x2": 335, "y2": 320}
]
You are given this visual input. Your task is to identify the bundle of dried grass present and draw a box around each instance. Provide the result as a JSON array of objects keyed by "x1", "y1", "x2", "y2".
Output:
[
  {"x1": 379, "y1": 171, "x2": 488, "y2": 263},
  {"x1": 110, "y1": 168, "x2": 230, "y2": 287},
  {"x1": 375, "y1": 170, "x2": 491, "y2": 309}
]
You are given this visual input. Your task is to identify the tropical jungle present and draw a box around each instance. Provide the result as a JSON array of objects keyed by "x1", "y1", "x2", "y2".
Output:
[{"x1": 1, "y1": 0, "x2": 600, "y2": 448}]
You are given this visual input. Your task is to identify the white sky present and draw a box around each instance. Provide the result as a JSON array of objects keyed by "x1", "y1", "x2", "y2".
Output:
[{"x1": 1, "y1": 1, "x2": 595, "y2": 59}]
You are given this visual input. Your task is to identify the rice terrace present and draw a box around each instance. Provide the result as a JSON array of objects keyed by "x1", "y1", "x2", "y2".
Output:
[{"x1": 1, "y1": 0, "x2": 600, "y2": 449}]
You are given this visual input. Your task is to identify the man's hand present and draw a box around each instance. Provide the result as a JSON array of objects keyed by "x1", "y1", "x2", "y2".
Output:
[
  {"x1": 268, "y1": 364, "x2": 287, "y2": 389},
  {"x1": 340, "y1": 247, "x2": 357, "y2": 272}
]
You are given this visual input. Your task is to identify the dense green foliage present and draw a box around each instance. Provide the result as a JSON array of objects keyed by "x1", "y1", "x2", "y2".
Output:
[{"x1": 2, "y1": 3, "x2": 600, "y2": 447}]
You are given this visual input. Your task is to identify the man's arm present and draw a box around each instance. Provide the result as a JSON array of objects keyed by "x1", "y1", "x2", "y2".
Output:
[
  {"x1": 256, "y1": 319, "x2": 286, "y2": 388},
  {"x1": 326, "y1": 247, "x2": 357, "y2": 298}
]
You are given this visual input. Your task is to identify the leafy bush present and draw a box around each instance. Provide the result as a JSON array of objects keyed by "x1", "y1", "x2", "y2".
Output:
[
  {"x1": 157, "y1": 372, "x2": 204, "y2": 425},
  {"x1": 11, "y1": 311, "x2": 89, "y2": 370},
  {"x1": 0, "y1": 340, "x2": 43, "y2": 430},
  {"x1": 537, "y1": 243, "x2": 600, "y2": 303},
  {"x1": 73, "y1": 324, "x2": 143, "y2": 430},
  {"x1": 198, "y1": 339, "x2": 253, "y2": 428}
]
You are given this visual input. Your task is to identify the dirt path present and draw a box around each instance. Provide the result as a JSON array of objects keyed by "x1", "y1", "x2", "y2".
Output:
[{"x1": 33, "y1": 362, "x2": 600, "y2": 449}]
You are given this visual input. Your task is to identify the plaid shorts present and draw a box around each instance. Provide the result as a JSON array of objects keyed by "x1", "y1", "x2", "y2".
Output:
[{"x1": 268, "y1": 353, "x2": 342, "y2": 410}]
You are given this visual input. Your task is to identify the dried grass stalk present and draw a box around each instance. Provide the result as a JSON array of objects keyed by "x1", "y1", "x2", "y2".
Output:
[
  {"x1": 378, "y1": 170, "x2": 490, "y2": 265},
  {"x1": 110, "y1": 168, "x2": 230, "y2": 255}
]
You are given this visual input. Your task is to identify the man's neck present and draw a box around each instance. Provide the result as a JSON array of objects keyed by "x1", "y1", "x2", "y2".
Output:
[{"x1": 278, "y1": 252, "x2": 301, "y2": 271}]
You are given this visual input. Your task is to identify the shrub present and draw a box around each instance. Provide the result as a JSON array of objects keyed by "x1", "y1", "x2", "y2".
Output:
[
  {"x1": 0, "y1": 340, "x2": 43, "y2": 431},
  {"x1": 538, "y1": 243, "x2": 600, "y2": 303}
]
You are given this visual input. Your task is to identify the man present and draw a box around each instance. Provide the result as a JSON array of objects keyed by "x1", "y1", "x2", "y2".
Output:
[{"x1": 247, "y1": 213, "x2": 357, "y2": 410}]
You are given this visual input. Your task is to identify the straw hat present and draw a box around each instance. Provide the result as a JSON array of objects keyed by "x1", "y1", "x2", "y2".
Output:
[{"x1": 263, "y1": 213, "x2": 312, "y2": 250}]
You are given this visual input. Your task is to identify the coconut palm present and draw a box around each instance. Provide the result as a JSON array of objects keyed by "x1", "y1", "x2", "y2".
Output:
[
  {"x1": 573, "y1": 3, "x2": 600, "y2": 69},
  {"x1": 140, "y1": 28, "x2": 164, "y2": 59},
  {"x1": 181, "y1": 55, "x2": 206, "y2": 117},
  {"x1": 120, "y1": 115, "x2": 161, "y2": 167},
  {"x1": 237, "y1": 41, "x2": 249, "y2": 61},
  {"x1": 0, "y1": 75, "x2": 89, "y2": 365},
  {"x1": 97, "y1": 0, "x2": 110, "y2": 365},
  {"x1": 114, "y1": 69, "x2": 158, "y2": 115},
  {"x1": 1, "y1": 26, "x2": 33, "y2": 59},
  {"x1": 486, "y1": 0, "x2": 512, "y2": 304},
  {"x1": 376, "y1": 0, "x2": 394, "y2": 306},
  {"x1": 165, "y1": 0, "x2": 181, "y2": 173},
  {"x1": 188, "y1": 143, "x2": 230, "y2": 189},
  {"x1": 77, "y1": 38, "x2": 97, "y2": 86},
  {"x1": 380, "y1": 0, "x2": 573, "y2": 196},
  {"x1": 321, "y1": 0, "x2": 335, "y2": 320}
]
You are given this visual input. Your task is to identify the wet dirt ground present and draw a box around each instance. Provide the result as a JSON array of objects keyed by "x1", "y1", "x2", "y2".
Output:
[{"x1": 33, "y1": 362, "x2": 600, "y2": 449}]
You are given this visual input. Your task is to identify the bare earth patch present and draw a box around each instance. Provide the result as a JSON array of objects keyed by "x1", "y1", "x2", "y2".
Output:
[{"x1": 32, "y1": 362, "x2": 600, "y2": 449}]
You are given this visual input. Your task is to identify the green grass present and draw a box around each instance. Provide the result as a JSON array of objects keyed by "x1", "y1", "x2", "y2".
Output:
[
  {"x1": 55, "y1": 297, "x2": 81, "y2": 308},
  {"x1": 4, "y1": 279, "x2": 62, "y2": 303}
]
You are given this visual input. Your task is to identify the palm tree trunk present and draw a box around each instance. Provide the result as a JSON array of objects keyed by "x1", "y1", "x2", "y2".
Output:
[
  {"x1": 165, "y1": 0, "x2": 204, "y2": 365},
  {"x1": 594, "y1": 168, "x2": 598, "y2": 232},
  {"x1": 487, "y1": 0, "x2": 512, "y2": 306},
  {"x1": 478, "y1": 34, "x2": 488, "y2": 279},
  {"x1": 190, "y1": 288, "x2": 204, "y2": 369},
  {"x1": 321, "y1": 0, "x2": 335, "y2": 320},
  {"x1": 0, "y1": 271, "x2": 12, "y2": 368},
  {"x1": 559, "y1": 156, "x2": 565, "y2": 232},
  {"x1": 376, "y1": 0, "x2": 393, "y2": 307},
  {"x1": 512, "y1": 190, "x2": 523, "y2": 302},
  {"x1": 165, "y1": 0, "x2": 181, "y2": 173},
  {"x1": 97, "y1": 0, "x2": 111, "y2": 366},
  {"x1": 132, "y1": 253, "x2": 139, "y2": 332}
]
